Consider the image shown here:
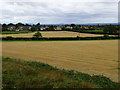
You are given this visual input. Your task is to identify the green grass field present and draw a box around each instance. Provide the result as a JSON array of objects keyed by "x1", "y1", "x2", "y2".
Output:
[
  {"x1": 85, "y1": 30, "x2": 103, "y2": 33},
  {"x1": 1, "y1": 31, "x2": 32, "y2": 34},
  {"x1": 2, "y1": 57, "x2": 119, "y2": 89}
]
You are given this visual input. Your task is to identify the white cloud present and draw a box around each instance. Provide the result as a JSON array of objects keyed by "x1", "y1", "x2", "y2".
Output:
[
  {"x1": 0, "y1": 0, "x2": 119, "y2": 2},
  {"x1": 0, "y1": 0, "x2": 118, "y2": 24}
]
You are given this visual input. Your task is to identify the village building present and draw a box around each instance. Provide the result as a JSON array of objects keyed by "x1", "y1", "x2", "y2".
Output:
[
  {"x1": 55, "y1": 26, "x2": 62, "y2": 30},
  {"x1": 40, "y1": 27, "x2": 46, "y2": 30},
  {"x1": 66, "y1": 26, "x2": 73, "y2": 29},
  {"x1": 7, "y1": 26, "x2": 16, "y2": 31}
]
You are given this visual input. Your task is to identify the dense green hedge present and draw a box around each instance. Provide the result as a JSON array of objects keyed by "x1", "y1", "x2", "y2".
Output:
[{"x1": 1, "y1": 36, "x2": 120, "y2": 41}]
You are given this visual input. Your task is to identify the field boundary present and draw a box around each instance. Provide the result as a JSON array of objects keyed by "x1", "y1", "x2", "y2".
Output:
[
  {"x1": 66, "y1": 30, "x2": 119, "y2": 35},
  {"x1": 1, "y1": 36, "x2": 120, "y2": 41},
  {"x1": 1, "y1": 39, "x2": 120, "y2": 42}
]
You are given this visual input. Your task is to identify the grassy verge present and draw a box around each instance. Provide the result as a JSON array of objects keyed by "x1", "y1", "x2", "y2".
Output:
[
  {"x1": 2, "y1": 57, "x2": 120, "y2": 89},
  {"x1": 1, "y1": 31, "x2": 32, "y2": 34}
]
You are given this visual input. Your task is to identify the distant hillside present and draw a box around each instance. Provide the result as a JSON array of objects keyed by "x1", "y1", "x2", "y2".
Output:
[{"x1": 40, "y1": 23, "x2": 118, "y2": 25}]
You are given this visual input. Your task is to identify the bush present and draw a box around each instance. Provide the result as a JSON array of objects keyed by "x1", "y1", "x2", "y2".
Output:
[
  {"x1": 6, "y1": 36, "x2": 13, "y2": 40},
  {"x1": 33, "y1": 32, "x2": 42, "y2": 38},
  {"x1": 104, "y1": 34, "x2": 109, "y2": 38}
]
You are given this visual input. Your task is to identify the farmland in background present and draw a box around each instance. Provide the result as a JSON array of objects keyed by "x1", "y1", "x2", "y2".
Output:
[{"x1": 0, "y1": 31, "x2": 116, "y2": 38}]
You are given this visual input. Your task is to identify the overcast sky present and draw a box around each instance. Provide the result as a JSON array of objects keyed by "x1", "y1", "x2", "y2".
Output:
[{"x1": 0, "y1": 0, "x2": 119, "y2": 24}]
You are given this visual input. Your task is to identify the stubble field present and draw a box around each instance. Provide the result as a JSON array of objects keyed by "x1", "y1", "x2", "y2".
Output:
[
  {"x1": 1, "y1": 31, "x2": 105, "y2": 38},
  {"x1": 2, "y1": 40, "x2": 119, "y2": 82}
]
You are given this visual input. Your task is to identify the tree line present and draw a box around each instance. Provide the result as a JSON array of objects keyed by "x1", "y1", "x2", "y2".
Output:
[{"x1": 1, "y1": 23, "x2": 119, "y2": 35}]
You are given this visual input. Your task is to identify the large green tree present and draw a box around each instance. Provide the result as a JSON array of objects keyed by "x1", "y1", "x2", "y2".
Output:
[
  {"x1": 8, "y1": 23, "x2": 14, "y2": 26},
  {"x1": 103, "y1": 25, "x2": 117, "y2": 34},
  {"x1": 31, "y1": 26, "x2": 36, "y2": 32},
  {"x1": 36, "y1": 23, "x2": 41, "y2": 31},
  {"x1": 16, "y1": 23, "x2": 24, "y2": 28},
  {"x1": 2, "y1": 24, "x2": 8, "y2": 31},
  {"x1": 49, "y1": 25, "x2": 55, "y2": 30}
]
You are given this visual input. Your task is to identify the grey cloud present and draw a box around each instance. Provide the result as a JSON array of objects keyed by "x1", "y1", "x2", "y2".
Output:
[{"x1": 0, "y1": 1, "x2": 118, "y2": 24}]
